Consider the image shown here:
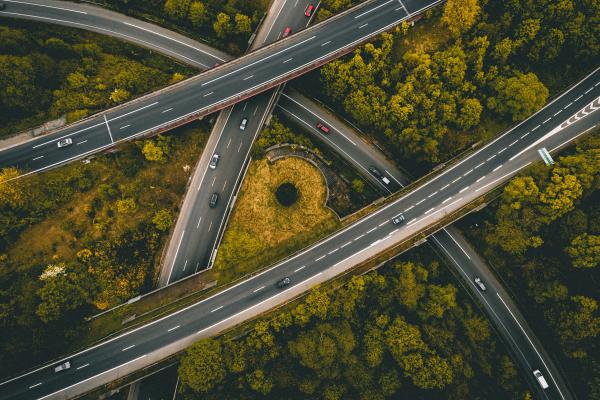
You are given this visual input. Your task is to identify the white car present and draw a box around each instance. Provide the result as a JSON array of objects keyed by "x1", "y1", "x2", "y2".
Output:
[
  {"x1": 54, "y1": 361, "x2": 71, "y2": 373},
  {"x1": 533, "y1": 370, "x2": 549, "y2": 389},
  {"x1": 240, "y1": 117, "x2": 248, "y2": 131},
  {"x1": 209, "y1": 153, "x2": 220, "y2": 169},
  {"x1": 57, "y1": 138, "x2": 73, "y2": 148},
  {"x1": 474, "y1": 277, "x2": 486, "y2": 291}
]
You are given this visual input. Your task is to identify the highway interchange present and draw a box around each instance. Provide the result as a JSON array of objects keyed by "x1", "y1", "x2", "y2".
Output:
[{"x1": 0, "y1": 0, "x2": 599, "y2": 399}]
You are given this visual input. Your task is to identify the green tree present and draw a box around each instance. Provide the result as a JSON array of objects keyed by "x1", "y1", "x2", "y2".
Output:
[
  {"x1": 554, "y1": 296, "x2": 600, "y2": 344},
  {"x1": 179, "y1": 339, "x2": 226, "y2": 393},
  {"x1": 489, "y1": 72, "x2": 549, "y2": 122},
  {"x1": 246, "y1": 369, "x2": 273, "y2": 395},
  {"x1": 188, "y1": 1, "x2": 208, "y2": 26},
  {"x1": 566, "y1": 234, "x2": 600, "y2": 269},
  {"x1": 418, "y1": 284, "x2": 457, "y2": 320},
  {"x1": 213, "y1": 13, "x2": 233, "y2": 39},
  {"x1": 442, "y1": 0, "x2": 481, "y2": 37},
  {"x1": 457, "y1": 98, "x2": 483, "y2": 129},
  {"x1": 142, "y1": 140, "x2": 165, "y2": 162},
  {"x1": 152, "y1": 209, "x2": 173, "y2": 232},
  {"x1": 116, "y1": 198, "x2": 137, "y2": 214},
  {"x1": 234, "y1": 13, "x2": 252, "y2": 35},
  {"x1": 351, "y1": 179, "x2": 364, "y2": 193},
  {"x1": 0, "y1": 168, "x2": 25, "y2": 208},
  {"x1": 164, "y1": 0, "x2": 192, "y2": 20},
  {"x1": 109, "y1": 88, "x2": 130, "y2": 103},
  {"x1": 0, "y1": 55, "x2": 38, "y2": 110}
]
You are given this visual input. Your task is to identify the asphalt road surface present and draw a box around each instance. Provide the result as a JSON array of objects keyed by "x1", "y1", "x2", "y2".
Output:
[
  {"x1": 1, "y1": 65, "x2": 596, "y2": 400},
  {"x1": 0, "y1": 0, "x2": 441, "y2": 176},
  {"x1": 159, "y1": 0, "x2": 319, "y2": 285}
]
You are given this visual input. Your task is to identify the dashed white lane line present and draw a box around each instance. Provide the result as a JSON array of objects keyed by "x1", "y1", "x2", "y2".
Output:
[
  {"x1": 211, "y1": 176, "x2": 216, "y2": 187},
  {"x1": 584, "y1": 87, "x2": 593, "y2": 94},
  {"x1": 243, "y1": 75, "x2": 254, "y2": 81},
  {"x1": 354, "y1": 0, "x2": 394, "y2": 19},
  {"x1": 354, "y1": 234, "x2": 365, "y2": 241},
  {"x1": 406, "y1": 218, "x2": 417, "y2": 226},
  {"x1": 404, "y1": 205, "x2": 415, "y2": 212},
  {"x1": 167, "y1": 325, "x2": 180, "y2": 332},
  {"x1": 424, "y1": 208, "x2": 434, "y2": 214},
  {"x1": 182, "y1": 260, "x2": 188, "y2": 271},
  {"x1": 328, "y1": 248, "x2": 338, "y2": 255},
  {"x1": 238, "y1": 142, "x2": 243, "y2": 153},
  {"x1": 203, "y1": 91, "x2": 214, "y2": 97},
  {"x1": 575, "y1": 95, "x2": 583, "y2": 101},
  {"x1": 520, "y1": 132, "x2": 529, "y2": 139},
  {"x1": 564, "y1": 102, "x2": 573, "y2": 109},
  {"x1": 379, "y1": 221, "x2": 387, "y2": 227},
  {"x1": 321, "y1": 40, "x2": 331, "y2": 46},
  {"x1": 451, "y1": 177, "x2": 461, "y2": 184},
  {"x1": 476, "y1": 175, "x2": 486, "y2": 183},
  {"x1": 161, "y1": 108, "x2": 173, "y2": 113},
  {"x1": 76, "y1": 364, "x2": 89, "y2": 370},
  {"x1": 532, "y1": 125, "x2": 540, "y2": 131},
  {"x1": 476, "y1": 162, "x2": 532, "y2": 193},
  {"x1": 77, "y1": 140, "x2": 88, "y2": 145},
  {"x1": 415, "y1": 199, "x2": 425, "y2": 206},
  {"x1": 211, "y1": 306, "x2": 223, "y2": 313},
  {"x1": 226, "y1": 137, "x2": 232, "y2": 149},
  {"x1": 440, "y1": 184, "x2": 450, "y2": 191},
  {"x1": 388, "y1": 229, "x2": 398, "y2": 236},
  {"x1": 253, "y1": 286, "x2": 265, "y2": 293},
  {"x1": 459, "y1": 186, "x2": 470, "y2": 193},
  {"x1": 222, "y1": 179, "x2": 227, "y2": 191},
  {"x1": 103, "y1": 114, "x2": 114, "y2": 143},
  {"x1": 282, "y1": 58, "x2": 293, "y2": 64},
  {"x1": 359, "y1": 23, "x2": 369, "y2": 29},
  {"x1": 427, "y1": 191, "x2": 438, "y2": 198},
  {"x1": 493, "y1": 164, "x2": 503, "y2": 172},
  {"x1": 553, "y1": 111, "x2": 561, "y2": 117},
  {"x1": 294, "y1": 265, "x2": 306, "y2": 272},
  {"x1": 366, "y1": 227, "x2": 377, "y2": 234},
  {"x1": 508, "y1": 140, "x2": 518, "y2": 147},
  {"x1": 543, "y1": 117, "x2": 552, "y2": 124},
  {"x1": 463, "y1": 169, "x2": 473, "y2": 176},
  {"x1": 475, "y1": 162, "x2": 484, "y2": 169},
  {"x1": 32, "y1": 156, "x2": 44, "y2": 161},
  {"x1": 341, "y1": 241, "x2": 352, "y2": 248},
  {"x1": 442, "y1": 197, "x2": 452, "y2": 204},
  {"x1": 29, "y1": 383, "x2": 42, "y2": 389},
  {"x1": 497, "y1": 147, "x2": 507, "y2": 154},
  {"x1": 315, "y1": 255, "x2": 326, "y2": 262},
  {"x1": 120, "y1": 124, "x2": 130, "y2": 130},
  {"x1": 486, "y1": 154, "x2": 497, "y2": 162},
  {"x1": 207, "y1": 221, "x2": 213, "y2": 232},
  {"x1": 122, "y1": 345, "x2": 135, "y2": 352}
]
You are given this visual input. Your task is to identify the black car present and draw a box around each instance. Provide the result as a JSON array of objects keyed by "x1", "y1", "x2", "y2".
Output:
[
  {"x1": 209, "y1": 192, "x2": 219, "y2": 208},
  {"x1": 277, "y1": 277, "x2": 291, "y2": 288},
  {"x1": 368, "y1": 166, "x2": 382, "y2": 178}
]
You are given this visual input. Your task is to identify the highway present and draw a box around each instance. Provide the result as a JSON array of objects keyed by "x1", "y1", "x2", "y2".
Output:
[
  {"x1": 0, "y1": 0, "x2": 440, "y2": 176},
  {"x1": 1, "y1": 63, "x2": 596, "y2": 400},
  {"x1": 159, "y1": 0, "x2": 318, "y2": 285}
]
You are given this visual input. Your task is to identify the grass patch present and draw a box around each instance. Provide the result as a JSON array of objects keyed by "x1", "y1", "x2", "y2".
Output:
[{"x1": 214, "y1": 157, "x2": 341, "y2": 282}]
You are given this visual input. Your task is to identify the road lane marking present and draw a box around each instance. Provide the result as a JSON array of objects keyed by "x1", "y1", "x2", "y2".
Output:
[
  {"x1": 476, "y1": 162, "x2": 532, "y2": 192},
  {"x1": 253, "y1": 286, "x2": 265, "y2": 293},
  {"x1": 182, "y1": 260, "x2": 188, "y2": 271},
  {"x1": 120, "y1": 124, "x2": 130, "y2": 130},
  {"x1": 32, "y1": 156, "x2": 44, "y2": 161},
  {"x1": 407, "y1": 218, "x2": 417, "y2": 226},
  {"x1": 564, "y1": 102, "x2": 572, "y2": 109},
  {"x1": 475, "y1": 162, "x2": 484, "y2": 169},
  {"x1": 508, "y1": 140, "x2": 518, "y2": 147},
  {"x1": 492, "y1": 165, "x2": 503, "y2": 172},
  {"x1": 167, "y1": 325, "x2": 180, "y2": 332},
  {"x1": 520, "y1": 132, "x2": 529, "y2": 139},
  {"x1": 162, "y1": 108, "x2": 173, "y2": 113},
  {"x1": 458, "y1": 186, "x2": 470, "y2": 193},
  {"x1": 553, "y1": 111, "x2": 561, "y2": 117},
  {"x1": 397, "y1": 0, "x2": 409, "y2": 14},
  {"x1": 409, "y1": 197, "x2": 463, "y2": 227},
  {"x1": 359, "y1": 23, "x2": 369, "y2": 29},
  {"x1": 355, "y1": 0, "x2": 394, "y2": 19},
  {"x1": 203, "y1": 92, "x2": 214, "y2": 97},
  {"x1": 575, "y1": 95, "x2": 583, "y2": 101},
  {"x1": 211, "y1": 306, "x2": 223, "y2": 313},
  {"x1": 497, "y1": 147, "x2": 506, "y2": 154},
  {"x1": 486, "y1": 154, "x2": 496, "y2": 162},
  {"x1": 122, "y1": 345, "x2": 135, "y2": 352},
  {"x1": 315, "y1": 255, "x2": 326, "y2": 261},
  {"x1": 584, "y1": 87, "x2": 593, "y2": 94},
  {"x1": 451, "y1": 177, "x2": 461, "y2": 184},
  {"x1": 366, "y1": 227, "x2": 377, "y2": 234},
  {"x1": 415, "y1": 199, "x2": 425, "y2": 206},
  {"x1": 222, "y1": 179, "x2": 227, "y2": 191},
  {"x1": 282, "y1": 58, "x2": 293, "y2": 63},
  {"x1": 254, "y1": 106, "x2": 259, "y2": 116},
  {"x1": 476, "y1": 175, "x2": 486, "y2": 183},
  {"x1": 440, "y1": 184, "x2": 450, "y2": 191},
  {"x1": 294, "y1": 266, "x2": 306, "y2": 272},
  {"x1": 328, "y1": 248, "x2": 338, "y2": 255},
  {"x1": 354, "y1": 234, "x2": 365, "y2": 241},
  {"x1": 425, "y1": 208, "x2": 434, "y2": 214},
  {"x1": 227, "y1": 137, "x2": 232, "y2": 148},
  {"x1": 321, "y1": 40, "x2": 331, "y2": 46},
  {"x1": 543, "y1": 117, "x2": 551, "y2": 124},
  {"x1": 208, "y1": 221, "x2": 213, "y2": 232},
  {"x1": 238, "y1": 142, "x2": 243, "y2": 152},
  {"x1": 166, "y1": 230, "x2": 185, "y2": 284},
  {"x1": 427, "y1": 191, "x2": 438, "y2": 198},
  {"x1": 341, "y1": 241, "x2": 352, "y2": 248},
  {"x1": 77, "y1": 140, "x2": 88, "y2": 145},
  {"x1": 29, "y1": 383, "x2": 42, "y2": 389},
  {"x1": 76, "y1": 364, "x2": 89, "y2": 370},
  {"x1": 404, "y1": 205, "x2": 414, "y2": 212},
  {"x1": 442, "y1": 197, "x2": 452, "y2": 204},
  {"x1": 379, "y1": 221, "x2": 387, "y2": 227},
  {"x1": 211, "y1": 176, "x2": 216, "y2": 187},
  {"x1": 388, "y1": 229, "x2": 398, "y2": 236},
  {"x1": 15, "y1": 1, "x2": 87, "y2": 13},
  {"x1": 531, "y1": 125, "x2": 540, "y2": 131},
  {"x1": 463, "y1": 169, "x2": 473, "y2": 176},
  {"x1": 243, "y1": 75, "x2": 254, "y2": 81},
  {"x1": 103, "y1": 114, "x2": 114, "y2": 143}
]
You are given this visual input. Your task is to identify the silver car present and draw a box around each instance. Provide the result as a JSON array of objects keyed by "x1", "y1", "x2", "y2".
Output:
[
  {"x1": 209, "y1": 153, "x2": 220, "y2": 169},
  {"x1": 54, "y1": 361, "x2": 71, "y2": 373},
  {"x1": 57, "y1": 138, "x2": 73, "y2": 148},
  {"x1": 474, "y1": 277, "x2": 486, "y2": 291},
  {"x1": 240, "y1": 117, "x2": 248, "y2": 130}
]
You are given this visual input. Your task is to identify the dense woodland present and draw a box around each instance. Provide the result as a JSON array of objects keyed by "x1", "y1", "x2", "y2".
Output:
[
  {"x1": 317, "y1": 0, "x2": 599, "y2": 171},
  {"x1": 461, "y1": 134, "x2": 600, "y2": 399},
  {"x1": 0, "y1": 21, "x2": 193, "y2": 139},
  {"x1": 0, "y1": 124, "x2": 209, "y2": 375},
  {"x1": 177, "y1": 251, "x2": 528, "y2": 399}
]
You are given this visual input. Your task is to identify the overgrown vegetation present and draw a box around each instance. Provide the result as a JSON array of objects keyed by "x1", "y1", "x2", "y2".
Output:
[
  {"x1": 179, "y1": 249, "x2": 528, "y2": 399},
  {"x1": 460, "y1": 133, "x2": 600, "y2": 399},
  {"x1": 0, "y1": 122, "x2": 209, "y2": 375},
  {"x1": 0, "y1": 20, "x2": 194, "y2": 139},
  {"x1": 315, "y1": 0, "x2": 599, "y2": 173},
  {"x1": 214, "y1": 157, "x2": 340, "y2": 282},
  {"x1": 93, "y1": 0, "x2": 269, "y2": 54}
]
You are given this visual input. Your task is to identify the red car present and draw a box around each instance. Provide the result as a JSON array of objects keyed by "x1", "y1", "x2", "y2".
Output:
[
  {"x1": 305, "y1": 4, "x2": 315, "y2": 17},
  {"x1": 316, "y1": 122, "x2": 330, "y2": 134},
  {"x1": 282, "y1": 27, "x2": 292, "y2": 38}
]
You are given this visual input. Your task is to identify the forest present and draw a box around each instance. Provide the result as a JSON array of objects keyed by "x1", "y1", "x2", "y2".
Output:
[
  {"x1": 461, "y1": 133, "x2": 600, "y2": 399},
  {"x1": 177, "y1": 250, "x2": 529, "y2": 400}
]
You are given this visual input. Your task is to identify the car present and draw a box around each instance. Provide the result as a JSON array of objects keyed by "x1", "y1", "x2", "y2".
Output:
[
  {"x1": 57, "y1": 138, "x2": 73, "y2": 148},
  {"x1": 282, "y1": 27, "x2": 292, "y2": 38},
  {"x1": 304, "y1": 4, "x2": 315, "y2": 17},
  {"x1": 533, "y1": 370, "x2": 549, "y2": 390},
  {"x1": 368, "y1": 166, "x2": 391, "y2": 184},
  {"x1": 54, "y1": 361, "x2": 71, "y2": 373},
  {"x1": 391, "y1": 214, "x2": 405, "y2": 225},
  {"x1": 209, "y1": 192, "x2": 219, "y2": 208},
  {"x1": 474, "y1": 277, "x2": 486, "y2": 291},
  {"x1": 240, "y1": 117, "x2": 248, "y2": 131},
  {"x1": 277, "y1": 277, "x2": 291, "y2": 288},
  {"x1": 209, "y1": 153, "x2": 220, "y2": 169},
  {"x1": 316, "y1": 122, "x2": 330, "y2": 134}
]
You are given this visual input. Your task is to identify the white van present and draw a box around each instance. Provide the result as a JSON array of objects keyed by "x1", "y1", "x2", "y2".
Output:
[{"x1": 533, "y1": 370, "x2": 549, "y2": 389}]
